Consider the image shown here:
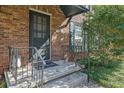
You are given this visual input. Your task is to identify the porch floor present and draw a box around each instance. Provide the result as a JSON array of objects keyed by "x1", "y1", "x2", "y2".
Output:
[{"x1": 4, "y1": 60, "x2": 87, "y2": 88}]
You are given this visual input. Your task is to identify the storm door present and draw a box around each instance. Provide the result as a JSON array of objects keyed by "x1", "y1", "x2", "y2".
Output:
[{"x1": 29, "y1": 11, "x2": 50, "y2": 60}]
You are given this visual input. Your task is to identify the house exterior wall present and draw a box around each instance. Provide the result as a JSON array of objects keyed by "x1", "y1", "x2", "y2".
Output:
[
  {"x1": 61, "y1": 14, "x2": 87, "y2": 61},
  {"x1": 0, "y1": 5, "x2": 85, "y2": 74}
]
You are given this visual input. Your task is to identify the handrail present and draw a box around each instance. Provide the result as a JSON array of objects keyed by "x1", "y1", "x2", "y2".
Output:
[
  {"x1": 61, "y1": 45, "x2": 85, "y2": 71},
  {"x1": 8, "y1": 46, "x2": 46, "y2": 87},
  {"x1": 9, "y1": 46, "x2": 46, "y2": 65}
]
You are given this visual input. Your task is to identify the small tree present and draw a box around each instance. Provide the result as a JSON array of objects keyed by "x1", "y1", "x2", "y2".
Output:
[{"x1": 82, "y1": 5, "x2": 124, "y2": 67}]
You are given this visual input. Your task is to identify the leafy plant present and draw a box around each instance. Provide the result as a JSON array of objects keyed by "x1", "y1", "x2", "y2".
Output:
[
  {"x1": 0, "y1": 81, "x2": 6, "y2": 88},
  {"x1": 81, "y1": 5, "x2": 124, "y2": 87}
]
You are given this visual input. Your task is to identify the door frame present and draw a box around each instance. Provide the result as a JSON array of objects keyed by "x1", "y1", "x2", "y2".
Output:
[{"x1": 29, "y1": 8, "x2": 52, "y2": 60}]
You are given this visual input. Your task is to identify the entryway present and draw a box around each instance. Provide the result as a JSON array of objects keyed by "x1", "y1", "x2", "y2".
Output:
[{"x1": 29, "y1": 10, "x2": 50, "y2": 60}]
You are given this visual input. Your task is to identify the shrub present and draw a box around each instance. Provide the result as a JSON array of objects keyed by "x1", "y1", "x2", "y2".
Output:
[{"x1": 0, "y1": 81, "x2": 6, "y2": 88}]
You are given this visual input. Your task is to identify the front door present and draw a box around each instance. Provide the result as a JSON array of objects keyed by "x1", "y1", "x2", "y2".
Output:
[{"x1": 29, "y1": 11, "x2": 50, "y2": 60}]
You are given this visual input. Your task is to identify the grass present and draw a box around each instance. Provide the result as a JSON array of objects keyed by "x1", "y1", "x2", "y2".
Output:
[
  {"x1": 89, "y1": 57, "x2": 124, "y2": 88},
  {"x1": 0, "y1": 80, "x2": 6, "y2": 88}
]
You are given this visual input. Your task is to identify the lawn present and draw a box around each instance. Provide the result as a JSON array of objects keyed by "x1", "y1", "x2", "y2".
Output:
[{"x1": 89, "y1": 56, "x2": 124, "y2": 88}]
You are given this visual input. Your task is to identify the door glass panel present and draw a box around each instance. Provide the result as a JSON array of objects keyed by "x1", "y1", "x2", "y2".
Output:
[
  {"x1": 37, "y1": 32, "x2": 42, "y2": 38},
  {"x1": 33, "y1": 15, "x2": 37, "y2": 23},
  {"x1": 43, "y1": 24, "x2": 46, "y2": 31},
  {"x1": 37, "y1": 24, "x2": 42, "y2": 31},
  {"x1": 43, "y1": 17, "x2": 47, "y2": 24},
  {"x1": 33, "y1": 23, "x2": 37, "y2": 30},
  {"x1": 38, "y1": 16, "x2": 42, "y2": 24},
  {"x1": 43, "y1": 33, "x2": 46, "y2": 39},
  {"x1": 34, "y1": 32, "x2": 37, "y2": 38}
]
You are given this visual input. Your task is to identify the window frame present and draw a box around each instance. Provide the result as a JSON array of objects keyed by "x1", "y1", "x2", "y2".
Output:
[{"x1": 69, "y1": 21, "x2": 88, "y2": 52}]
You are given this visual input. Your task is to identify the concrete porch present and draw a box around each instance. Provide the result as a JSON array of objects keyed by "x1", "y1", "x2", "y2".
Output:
[{"x1": 4, "y1": 60, "x2": 87, "y2": 88}]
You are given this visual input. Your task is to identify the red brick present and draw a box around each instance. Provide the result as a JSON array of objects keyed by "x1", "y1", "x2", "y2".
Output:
[{"x1": 0, "y1": 5, "x2": 86, "y2": 74}]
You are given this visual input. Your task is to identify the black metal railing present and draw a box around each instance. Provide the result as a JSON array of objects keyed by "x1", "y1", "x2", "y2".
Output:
[
  {"x1": 8, "y1": 46, "x2": 46, "y2": 87},
  {"x1": 61, "y1": 45, "x2": 86, "y2": 71}
]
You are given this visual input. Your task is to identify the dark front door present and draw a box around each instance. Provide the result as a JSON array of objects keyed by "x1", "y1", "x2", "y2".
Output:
[{"x1": 29, "y1": 11, "x2": 50, "y2": 60}]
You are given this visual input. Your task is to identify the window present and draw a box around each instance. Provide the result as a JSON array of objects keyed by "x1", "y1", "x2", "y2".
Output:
[{"x1": 69, "y1": 21, "x2": 88, "y2": 52}]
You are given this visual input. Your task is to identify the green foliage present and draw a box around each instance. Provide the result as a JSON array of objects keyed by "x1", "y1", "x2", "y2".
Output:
[
  {"x1": 80, "y1": 57, "x2": 96, "y2": 68},
  {"x1": 80, "y1": 53, "x2": 110, "y2": 68},
  {"x1": 110, "y1": 48, "x2": 123, "y2": 56},
  {"x1": 89, "y1": 59, "x2": 124, "y2": 88},
  {"x1": 0, "y1": 81, "x2": 6, "y2": 88},
  {"x1": 83, "y1": 5, "x2": 124, "y2": 49},
  {"x1": 82, "y1": 5, "x2": 124, "y2": 65},
  {"x1": 82, "y1": 5, "x2": 124, "y2": 87}
]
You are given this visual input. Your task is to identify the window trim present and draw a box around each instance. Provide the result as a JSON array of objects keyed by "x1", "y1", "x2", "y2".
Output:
[{"x1": 69, "y1": 21, "x2": 88, "y2": 52}]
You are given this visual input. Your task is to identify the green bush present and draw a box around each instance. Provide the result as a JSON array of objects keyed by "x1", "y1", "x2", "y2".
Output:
[
  {"x1": 80, "y1": 54, "x2": 109, "y2": 68},
  {"x1": 110, "y1": 48, "x2": 123, "y2": 56},
  {"x1": 80, "y1": 56, "x2": 100, "y2": 68},
  {"x1": 0, "y1": 81, "x2": 6, "y2": 88}
]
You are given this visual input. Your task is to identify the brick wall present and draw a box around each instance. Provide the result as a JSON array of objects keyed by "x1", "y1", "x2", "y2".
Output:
[
  {"x1": 0, "y1": 5, "x2": 85, "y2": 74},
  {"x1": 60, "y1": 14, "x2": 86, "y2": 61},
  {"x1": 0, "y1": 6, "x2": 29, "y2": 74}
]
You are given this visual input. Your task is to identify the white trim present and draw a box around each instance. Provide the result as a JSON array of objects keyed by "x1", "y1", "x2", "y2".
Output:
[
  {"x1": 29, "y1": 8, "x2": 52, "y2": 60},
  {"x1": 29, "y1": 8, "x2": 52, "y2": 16}
]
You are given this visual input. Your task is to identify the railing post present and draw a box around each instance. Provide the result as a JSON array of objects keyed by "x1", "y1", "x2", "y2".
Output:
[
  {"x1": 41, "y1": 62, "x2": 44, "y2": 88},
  {"x1": 8, "y1": 47, "x2": 46, "y2": 87},
  {"x1": 31, "y1": 48, "x2": 34, "y2": 81},
  {"x1": 15, "y1": 48, "x2": 18, "y2": 84},
  {"x1": 8, "y1": 46, "x2": 12, "y2": 71}
]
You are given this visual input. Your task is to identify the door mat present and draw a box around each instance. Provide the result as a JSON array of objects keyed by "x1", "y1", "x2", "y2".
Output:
[{"x1": 33, "y1": 60, "x2": 58, "y2": 70}]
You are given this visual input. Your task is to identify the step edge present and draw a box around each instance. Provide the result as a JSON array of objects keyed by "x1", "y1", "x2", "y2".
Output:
[{"x1": 43, "y1": 67, "x2": 81, "y2": 84}]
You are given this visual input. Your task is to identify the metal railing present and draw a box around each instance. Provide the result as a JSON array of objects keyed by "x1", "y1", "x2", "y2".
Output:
[
  {"x1": 61, "y1": 45, "x2": 86, "y2": 71},
  {"x1": 8, "y1": 46, "x2": 46, "y2": 87}
]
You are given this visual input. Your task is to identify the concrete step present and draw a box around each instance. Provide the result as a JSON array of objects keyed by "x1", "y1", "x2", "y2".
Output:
[
  {"x1": 43, "y1": 71, "x2": 87, "y2": 88},
  {"x1": 5, "y1": 61, "x2": 83, "y2": 88},
  {"x1": 43, "y1": 64, "x2": 81, "y2": 83}
]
